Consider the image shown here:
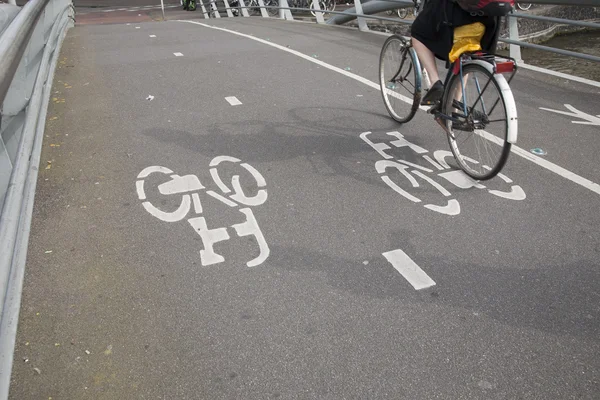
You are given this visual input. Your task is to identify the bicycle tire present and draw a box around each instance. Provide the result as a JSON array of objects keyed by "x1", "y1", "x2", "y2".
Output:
[
  {"x1": 265, "y1": 0, "x2": 279, "y2": 16},
  {"x1": 517, "y1": 3, "x2": 532, "y2": 11},
  {"x1": 310, "y1": 0, "x2": 327, "y2": 17},
  {"x1": 442, "y1": 63, "x2": 512, "y2": 180},
  {"x1": 247, "y1": 0, "x2": 259, "y2": 15},
  {"x1": 379, "y1": 35, "x2": 421, "y2": 124}
]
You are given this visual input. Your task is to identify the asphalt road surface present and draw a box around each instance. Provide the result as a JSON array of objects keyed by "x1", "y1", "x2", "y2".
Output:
[{"x1": 9, "y1": 12, "x2": 600, "y2": 400}]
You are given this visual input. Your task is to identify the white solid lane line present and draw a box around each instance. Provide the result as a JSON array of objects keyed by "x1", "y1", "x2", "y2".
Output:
[
  {"x1": 149, "y1": 35, "x2": 157, "y2": 38},
  {"x1": 383, "y1": 249, "x2": 436, "y2": 290},
  {"x1": 225, "y1": 96, "x2": 242, "y2": 106},
  {"x1": 176, "y1": 20, "x2": 600, "y2": 198},
  {"x1": 174, "y1": 52, "x2": 184, "y2": 57}
]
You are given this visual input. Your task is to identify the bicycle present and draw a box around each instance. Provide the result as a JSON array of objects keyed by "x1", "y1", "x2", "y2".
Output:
[
  {"x1": 386, "y1": 8, "x2": 409, "y2": 19},
  {"x1": 319, "y1": 0, "x2": 335, "y2": 12},
  {"x1": 310, "y1": 0, "x2": 333, "y2": 17},
  {"x1": 263, "y1": 0, "x2": 280, "y2": 16},
  {"x1": 289, "y1": 0, "x2": 335, "y2": 17},
  {"x1": 385, "y1": 0, "x2": 422, "y2": 19},
  {"x1": 245, "y1": 0, "x2": 260, "y2": 15},
  {"x1": 378, "y1": 34, "x2": 519, "y2": 181}
]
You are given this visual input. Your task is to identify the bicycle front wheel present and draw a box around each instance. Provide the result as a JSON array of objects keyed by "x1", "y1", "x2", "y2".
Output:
[
  {"x1": 379, "y1": 35, "x2": 421, "y2": 123},
  {"x1": 442, "y1": 63, "x2": 513, "y2": 180}
]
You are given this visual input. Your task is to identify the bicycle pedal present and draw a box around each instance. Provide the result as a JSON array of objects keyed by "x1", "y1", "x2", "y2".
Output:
[{"x1": 427, "y1": 102, "x2": 441, "y2": 114}]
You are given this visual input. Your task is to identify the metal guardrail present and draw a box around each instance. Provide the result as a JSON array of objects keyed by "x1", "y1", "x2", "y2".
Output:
[
  {"x1": 0, "y1": 0, "x2": 74, "y2": 398},
  {"x1": 525, "y1": 0, "x2": 599, "y2": 4},
  {"x1": 198, "y1": 0, "x2": 600, "y2": 64}
]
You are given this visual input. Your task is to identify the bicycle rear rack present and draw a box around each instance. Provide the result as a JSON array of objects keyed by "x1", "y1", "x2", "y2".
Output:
[{"x1": 467, "y1": 52, "x2": 519, "y2": 85}]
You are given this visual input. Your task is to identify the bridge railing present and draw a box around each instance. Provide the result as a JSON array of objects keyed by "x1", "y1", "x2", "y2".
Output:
[
  {"x1": 0, "y1": 0, "x2": 73, "y2": 398},
  {"x1": 197, "y1": 0, "x2": 600, "y2": 64}
]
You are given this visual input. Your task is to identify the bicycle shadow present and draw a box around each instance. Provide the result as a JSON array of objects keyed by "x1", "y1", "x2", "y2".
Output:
[
  {"x1": 140, "y1": 104, "x2": 526, "y2": 216},
  {"x1": 141, "y1": 105, "x2": 438, "y2": 188}
]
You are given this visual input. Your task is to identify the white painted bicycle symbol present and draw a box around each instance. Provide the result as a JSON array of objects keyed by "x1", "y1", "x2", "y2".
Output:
[
  {"x1": 135, "y1": 156, "x2": 269, "y2": 267},
  {"x1": 361, "y1": 131, "x2": 526, "y2": 216}
]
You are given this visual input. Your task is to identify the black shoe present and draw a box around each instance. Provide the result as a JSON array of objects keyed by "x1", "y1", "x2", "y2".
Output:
[{"x1": 421, "y1": 80, "x2": 444, "y2": 105}]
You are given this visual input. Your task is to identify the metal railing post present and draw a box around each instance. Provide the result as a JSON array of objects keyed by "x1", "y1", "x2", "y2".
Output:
[
  {"x1": 279, "y1": 0, "x2": 293, "y2": 20},
  {"x1": 312, "y1": 0, "x2": 325, "y2": 24},
  {"x1": 200, "y1": 1, "x2": 210, "y2": 18},
  {"x1": 223, "y1": 0, "x2": 235, "y2": 17},
  {"x1": 508, "y1": 12, "x2": 523, "y2": 63},
  {"x1": 238, "y1": 0, "x2": 250, "y2": 17},
  {"x1": 210, "y1": 0, "x2": 221, "y2": 17},
  {"x1": 353, "y1": 0, "x2": 369, "y2": 31},
  {"x1": 257, "y1": 0, "x2": 269, "y2": 18}
]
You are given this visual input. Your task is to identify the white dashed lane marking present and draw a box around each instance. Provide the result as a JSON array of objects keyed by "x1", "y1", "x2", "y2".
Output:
[
  {"x1": 225, "y1": 96, "x2": 242, "y2": 106},
  {"x1": 383, "y1": 249, "x2": 436, "y2": 291}
]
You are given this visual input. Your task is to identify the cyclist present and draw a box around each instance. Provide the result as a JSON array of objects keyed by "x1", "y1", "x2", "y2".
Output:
[{"x1": 410, "y1": 0, "x2": 501, "y2": 105}]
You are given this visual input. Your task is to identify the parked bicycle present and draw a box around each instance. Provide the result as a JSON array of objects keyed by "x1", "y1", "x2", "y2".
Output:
[
  {"x1": 385, "y1": 0, "x2": 423, "y2": 19},
  {"x1": 386, "y1": 8, "x2": 409, "y2": 19},
  {"x1": 516, "y1": 3, "x2": 532, "y2": 11},
  {"x1": 264, "y1": 0, "x2": 280, "y2": 16},
  {"x1": 229, "y1": 0, "x2": 335, "y2": 17},
  {"x1": 288, "y1": 0, "x2": 335, "y2": 17}
]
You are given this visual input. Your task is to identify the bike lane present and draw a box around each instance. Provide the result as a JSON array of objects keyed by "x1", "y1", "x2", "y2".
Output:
[
  {"x1": 210, "y1": 17, "x2": 600, "y2": 192},
  {"x1": 10, "y1": 18, "x2": 600, "y2": 400}
]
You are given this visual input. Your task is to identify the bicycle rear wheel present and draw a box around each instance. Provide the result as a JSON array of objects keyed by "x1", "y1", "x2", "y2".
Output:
[
  {"x1": 442, "y1": 63, "x2": 513, "y2": 180},
  {"x1": 379, "y1": 35, "x2": 421, "y2": 124}
]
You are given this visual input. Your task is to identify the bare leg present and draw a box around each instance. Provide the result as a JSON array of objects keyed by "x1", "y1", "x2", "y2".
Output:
[
  {"x1": 411, "y1": 37, "x2": 439, "y2": 83},
  {"x1": 453, "y1": 74, "x2": 473, "y2": 113}
]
